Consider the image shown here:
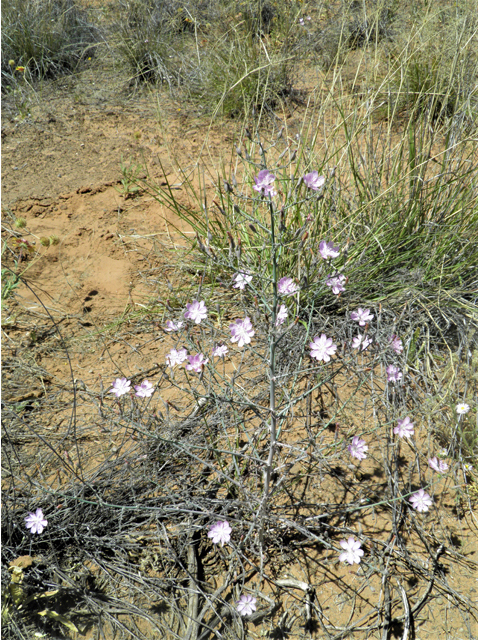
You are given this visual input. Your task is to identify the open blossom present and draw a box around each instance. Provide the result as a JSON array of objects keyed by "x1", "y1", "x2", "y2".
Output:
[
  {"x1": 184, "y1": 300, "x2": 208, "y2": 324},
  {"x1": 386, "y1": 365, "x2": 402, "y2": 382},
  {"x1": 253, "y1": 169, "x2": 276, "y2": 196},
  {"x1": 230, "y1": 317, "x2": 255, "y2": 347},
  {"x1": 134, "y1": 380, "x2": 154, "y2": 398},
  {"x1": 236, "y1": 594, "x2": 257, "y2": 616},
  {"x1": 299, "y1": 15, "x2": 312, "y2": 26},
  {"x1": 278, "y1": 276, "x2": 299, "y2": 296},
  {"x1": 389, "y1": 335, "x2": 403, "y2": 354},
  {"x1": 207, "y1": 520, "x2": 231, "y2": 546},
  {"x1": 165, "y1": 320, "x2": 184, "y2": 332},
  {"x1": 351, "y1": 308, "x2": 374, "y2": 326},
  {"x1": 409, "y1": 489, "x2": 433, "y2": 512},
  {"x1": 109, "y1": 378, "x2": 131, "y2": 398},
  {"x1": 25, "y1": 508, "x2": 48, "y2": 535},
  {"x1": 428, "y1": 457, "x2": 449, "y2": 474},
  {"x1": 318, "y1": 240, "x2": 340, "y2": 260},
  {"x1": 348, "y1": 436, "x2": 368, "y2": 460},
  {"x1": 394, "y1": 416, "x2": 414, "y2": 439},
  {"x1": 233, "y1": 272, "x2": 253, "y2": 290},
  {"x1": 275, "y1": 304, "x2": 288, "y2": 327},
  {"x1": 325, "y1": 273, "x2": 346, "y2": 295},
  {"x1": 166, "y1": 348, "x2": 188, "y2": 368},
  {"x1": 212, "y1": 344, "x2": 229, "y2": 357},
  {"x1": 352, "y1": 334, "x2": 372, "y2": 351},
  {"x1": 303, "y1": 171, "x2": 325, "y2": 191},
  {"x1": 186, "y1": 353, "x2": 208, "y2": 373},
  {"x1": 456, "y1": 402, "x2": 470, "y2": 415},
  {"x1": 309, "y1": 334, "x2": 337, "y2": 362},
  {"x1": 339, "y1": 537, "x2": 364, "y2": 565}
]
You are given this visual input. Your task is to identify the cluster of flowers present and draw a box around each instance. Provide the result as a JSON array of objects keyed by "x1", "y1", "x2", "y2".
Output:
[
  {"x1": 308, "y1": 306, "x2": 403, "y2": 383},
  {"x1": 298, "y1": 15, "x2": 312, "y2": 26},
  {"x1": 349, "y1": 430, "x2": 436, "y2": 512},
  {"x1": 110, "y1": 377, "x2": 154, "y2": 398},
  {"x1": 347, "y1": 403, "x2": 471, "y2": 513},
  {"x1": 253, "y1": 168, "x2": 325, "y2": 197},
  {"x1": 164, "y1": 299, "x2": 256, "y2": 373}
]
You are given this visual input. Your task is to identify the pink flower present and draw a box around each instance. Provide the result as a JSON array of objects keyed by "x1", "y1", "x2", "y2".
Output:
[
  {"x1": 186, "y1": 353, "x2": 209, "y2": 373},
  {"x1": 165, "y1": 320, "x2": 184, "y2": 332},
  {"x1": 134, "y1": 380, "x2": 154, "y2": 398},
  {"x1": 275, "y1": 304, "x2": 288, "y2": 327},
  {"x1": 25, "y1": 508, "x2": 48, "y2": 535},
  {"x1": 278, "y1": 276, "x2": 299, "y2": 296},
  {"x1": 393, "y1": 416, "x2": 414, "y2": 439},
  {"x1": 348, "y1": 436, "x2": 368, "y2": 460},
  {"x1": 309, "y1": 334, "x2": 337, "y2": 362},
  {"x1": 352, "y1": 334, "x2": 372, "y2": 351},
  {"x1": 236, "y1": 594, "x2": 257, "y2": 616},
  {"x1": 325, "y1": 273, "x2": 346, "y2": 295},
  {"x1": 386, "y1": 365, "x2": 402, "y2": 382},
  {"x1": 409, "y1": 489, "x2": 433, "y2": 512},
  {"x1": 428, "y1": 457, "x2": 449, "y2": 474},
  {"x1": 233, "y1": 272, "x2": 253, "y2": 290},
  {"x1": 303, "y1": 171, "x2": 325, "y2": 191},
  {"x1": 166, "y1": 348, "x2": 188, "y2": 368},
  {"x1": 351, "y1": 308, "x2": 374, "y2": 326},
  {"x1": 184, "y1": 300, "x2": 208, "y2": 324},
  {"x1": 212, "y1": 344, "x2": 229, "y2": 357},
  {"x1": 389, "y1": 335, "x2": 403, "y2": 354},
  {"x1": 109, "y1": 378, "x2": 131, "y2": 397},
  {"x1": 318, "y1": 240, "x2": 340, "y2": 260},
  {"x1": 339, "y1": 537, "x2": 364, "y2": 565},
  {"x1": 207, "y1": 520, "x2": 232, "y2": 546},
  {"x1": 253, "y1": 169, "x2": 276, "y2": 196},
  {"x1": 456, "y1": 402, "x2": 470, "y2": 415},
  {"x1": 230, "y1": 317, "x2": 255, "y2": 347}
]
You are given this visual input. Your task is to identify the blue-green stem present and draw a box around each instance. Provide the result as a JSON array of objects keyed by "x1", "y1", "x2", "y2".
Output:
[{"x1": 258, "y1": 190, "x2": 278, "y2": 568}]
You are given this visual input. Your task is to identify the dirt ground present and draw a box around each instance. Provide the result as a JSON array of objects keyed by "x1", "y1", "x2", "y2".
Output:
[{"x1": 2, "y1": 49, "x2": 477, "y2": 640}]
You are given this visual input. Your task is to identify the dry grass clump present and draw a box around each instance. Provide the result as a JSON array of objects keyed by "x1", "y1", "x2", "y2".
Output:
[
  {"x1": 1, "y1": 0, "x2": 102, "y2": 88},
  {"x1": 377, "y1": 0, "x2": 477, "y2": 128}
]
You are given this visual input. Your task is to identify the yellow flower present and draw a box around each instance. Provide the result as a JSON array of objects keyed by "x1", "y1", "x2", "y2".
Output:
[{"x1": 15, "y1": 66, "x2": 25, "y2": 72}]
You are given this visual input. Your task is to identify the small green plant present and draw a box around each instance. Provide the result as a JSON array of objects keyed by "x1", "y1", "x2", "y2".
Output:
[
  {"x1": 1, "y1": 221, "x2": 62, "y2": 308},
  {"x1": 116, "y1": 156, "x2": 143, "y2": 196},
  {"x1": 1, "y1": 268, "x2": 20, "y2": 304}
]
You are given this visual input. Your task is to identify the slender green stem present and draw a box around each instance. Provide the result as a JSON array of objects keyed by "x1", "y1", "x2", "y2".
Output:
[{"x1": 258, "y1": 189, "x2": 278, "y2": 570}]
